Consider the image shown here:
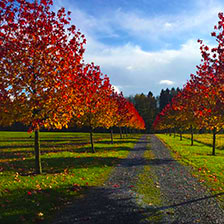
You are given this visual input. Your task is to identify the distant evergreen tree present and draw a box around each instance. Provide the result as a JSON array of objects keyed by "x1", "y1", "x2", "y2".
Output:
[
  {"x1": 147, "y1": 91, "x2": 158, "y2": 131},
  {"x1": 159, "y1": 89, "x2": 170, "y2": 112},
  {"x1": 159, "y1": 87, "x2": 180, "y2": 112}
]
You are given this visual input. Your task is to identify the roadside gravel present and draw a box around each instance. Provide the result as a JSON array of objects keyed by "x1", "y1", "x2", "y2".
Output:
[{"x1": 150, "y1": 135, "x2": 224, "y2": 224}]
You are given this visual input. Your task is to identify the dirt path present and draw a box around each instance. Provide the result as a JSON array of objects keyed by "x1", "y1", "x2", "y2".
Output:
[
  {"x1": 150, "y1": 135, "x2": 224, "y2": 223},
  {"x1": 52, "y1": 135, "x2": 224, "y2": 224}
]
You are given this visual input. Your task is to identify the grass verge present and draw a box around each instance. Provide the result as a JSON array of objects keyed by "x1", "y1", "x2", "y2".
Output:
[
  {"x1": 0, "y1": 131, "x2": 141, "y2": 224},
  {"x1": 135, "y1": 140, "x2": 164, "y2": 222},
  {"x1": 156, "y1": 134, "x2": 224, "y2": 208}
]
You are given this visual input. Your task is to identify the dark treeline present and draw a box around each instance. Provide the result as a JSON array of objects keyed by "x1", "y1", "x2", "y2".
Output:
[
  {"x1": 0, "y1": 87, "x2": 180, "y2": 133},
  {"x1": 0, "y1": 123, "x2": 126, "y2": 134},
  {"x1": 127, "y1": 87, "x2": 181, "y2": 133}
]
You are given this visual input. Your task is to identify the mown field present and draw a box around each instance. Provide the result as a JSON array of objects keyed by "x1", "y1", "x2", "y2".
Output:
[
  {"x1": 157, "y1": 134, "x2": 224, "y2": 206},
  {"x1": 182, "y1": 133, "x2": 224, "y2": 150},
  {"x1": 0, "y1": 131, "x2": 142, "y2": 224}
]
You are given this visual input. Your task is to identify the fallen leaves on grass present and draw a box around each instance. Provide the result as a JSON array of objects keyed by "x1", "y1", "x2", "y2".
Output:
[
  {"x1": 71, "y1": 183, "x2": 81, "y2": 192},
  {"x1": 37, "y1": 212, "x2": 44, "y2": 217}
]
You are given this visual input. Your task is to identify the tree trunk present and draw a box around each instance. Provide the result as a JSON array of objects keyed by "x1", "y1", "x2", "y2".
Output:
[
  {"x1": 169, "y1": 128, "x2": 171, "y2": 136},
  {"x1": 125, "y1": 127, "x2": 128, "y2": 138},
  {"x1": 89, "y1": 128, "x2": 95, "y2": 153},
  {"x1": 110, "y1": 128, "x2": 114, "y2": 144},
  {"x1": 212, "y1": 127, "x2": 216, "y2": 156},
  {"x1": 119, "y1": 127, "x2": 123, "y2": 139},
  {"x1": 34, "y1": 130, "x2": 42, "y2": 174},
  {"x1": 180, "y1": 131, "x2": 182, "y2": 141},
  {"x1": 190, "y1": 125, "x2": 194, "y2": 146}
]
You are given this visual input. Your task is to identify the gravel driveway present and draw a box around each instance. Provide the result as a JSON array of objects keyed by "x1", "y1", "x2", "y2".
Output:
[
  {"x1": 52, "y1": 135, "x2": 224, "y2": 224},
  {"x1": 150, "y1": 135, "x2": 224, "y2": 224}
]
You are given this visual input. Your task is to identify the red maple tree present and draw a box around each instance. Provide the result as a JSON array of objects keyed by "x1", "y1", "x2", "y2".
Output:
[{"x1": 0, "y1": 0, "x2": 86, "y2": 173}]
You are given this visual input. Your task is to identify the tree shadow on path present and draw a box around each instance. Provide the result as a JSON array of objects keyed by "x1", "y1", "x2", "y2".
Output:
[
  {"x1": 157, "y1": 192, "x2": 224, "y2": 211},
  {"x1": 52, "y1": 186, "x2": 165, "y2": 224}
]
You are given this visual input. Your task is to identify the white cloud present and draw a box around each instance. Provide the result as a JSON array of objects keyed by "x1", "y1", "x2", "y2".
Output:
[
  {"x1": 108, "y1": 1, "x2": 224, "y2": 44},
  {"x1": 112, "y1": 85, "x2": 121, "y2": 93},
  {"x1": 54, "y1": 0, "x2": 224, "y2": 45},
  {"x1": 52, "y1": 0, "x2": 222, "y2": 96},
  {"x1": 126, "y1": 66, "x2": 134, "y2": 70},
  {"x1": 159, "y1": 80, "x2": 175, "y2": 85},
  {"x1": 164, "y1": 22, "x2": 173, "y2": 30},
  {"x1": 83, "y1": 39, "x2": 202, "y2": 96},
  {"x1": 53, "y1": 1, "x2": 117, "y2": 39}
]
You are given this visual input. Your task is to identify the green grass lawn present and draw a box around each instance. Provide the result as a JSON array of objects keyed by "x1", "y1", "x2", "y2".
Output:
[
  {"x1": 182, "y1": 133, "x2": 224, "y2": 150},
  {"x1": 0, "y1": 131, "x2": 142, "y2": 224},
  {"x1": 156, "y1": 134, "x2": 224, "y2": 207}
]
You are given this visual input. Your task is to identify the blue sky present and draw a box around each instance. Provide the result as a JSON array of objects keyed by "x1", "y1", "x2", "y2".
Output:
[{"x1": 53, "y1": 0, "x2": 223, "y2": 96}]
